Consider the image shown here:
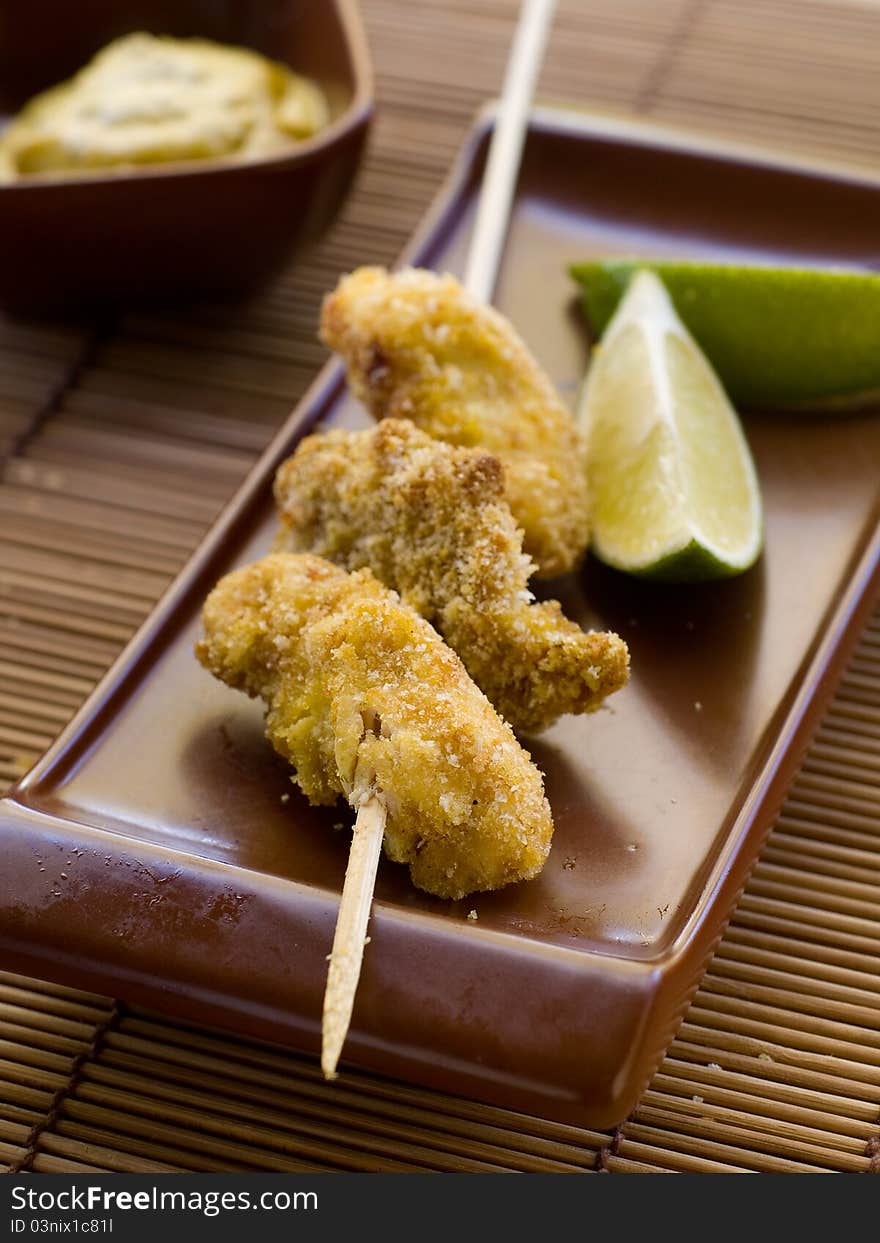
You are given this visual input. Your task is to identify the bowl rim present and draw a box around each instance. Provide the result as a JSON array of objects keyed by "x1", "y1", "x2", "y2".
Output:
[{"x1": 0, "y1": 0, "x2": 374, "y2": 192}]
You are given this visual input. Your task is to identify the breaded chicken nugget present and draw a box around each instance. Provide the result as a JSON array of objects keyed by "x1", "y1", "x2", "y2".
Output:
[
  {"x1": 274, "y1": 419, "x2": 628, "y2": 733},
  {"x1": 320, "y1": 266, "x2": 589, "y2": 578},
  {"x1": 196, "y1": 552, "x2": 553, "y2": 899}
]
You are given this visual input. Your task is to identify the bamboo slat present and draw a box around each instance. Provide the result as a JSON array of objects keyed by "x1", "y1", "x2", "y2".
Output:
[{"x1": 0, "y1": 0, "x2": 878, "y2": 1175}]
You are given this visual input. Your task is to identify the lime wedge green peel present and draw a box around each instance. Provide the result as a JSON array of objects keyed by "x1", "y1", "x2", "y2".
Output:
[
  {"x1": 570, "y1": 259, "x2": 880, "y2": 409},
  {"x1": 577, "y1": 269, "x2": 763, "y2": 582}
]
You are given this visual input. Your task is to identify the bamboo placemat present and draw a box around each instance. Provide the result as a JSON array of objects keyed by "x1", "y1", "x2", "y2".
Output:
[{"x1": 1, "y1": 0, "x2": 879, "y2": 1175}]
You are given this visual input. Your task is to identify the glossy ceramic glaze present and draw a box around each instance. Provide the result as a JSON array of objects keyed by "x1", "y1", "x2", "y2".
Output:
[
  {"x1": 0, "y1": 0, "x2": 373, "y2": 311},
  {"x1": 2, "y1": 110, "x2": 879, "y2": 1126}
]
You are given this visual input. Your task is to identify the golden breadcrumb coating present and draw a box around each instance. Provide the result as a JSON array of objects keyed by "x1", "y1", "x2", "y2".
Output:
[
  {"x1": 274, "y1": 419, "x2": 629, "y2": 734},
  {"x1": 196, "y1": 552, "x2": 553, "y2": 899},
  {"x1": 320, "y1": 266, "x2": 589, "y2": 578}
]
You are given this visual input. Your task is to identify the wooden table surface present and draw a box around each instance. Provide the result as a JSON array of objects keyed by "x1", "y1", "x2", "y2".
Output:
[{"x1": 1, "y1": 0, "x2": 879, "y2": 1174}]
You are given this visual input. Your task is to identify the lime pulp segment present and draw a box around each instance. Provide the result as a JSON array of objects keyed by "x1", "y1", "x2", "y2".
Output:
[{"x1": 578, "y1": 269, "x2": 763, "y2": 581}]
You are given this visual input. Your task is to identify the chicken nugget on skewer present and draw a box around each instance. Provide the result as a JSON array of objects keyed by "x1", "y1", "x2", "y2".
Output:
[
  {"x1": 196, "y1": 551, "x2": 553, "y2": 899},
  {"x1": 320, "y1": 266, "x2": 589, "y2": 579},
  {"x1": 274, "y1": 419, "x2": 629, "y2": 735}
]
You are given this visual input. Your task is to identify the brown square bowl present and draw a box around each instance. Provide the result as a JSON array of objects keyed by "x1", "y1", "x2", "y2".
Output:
[{"x1": 0, "y1": 0, "x2": 373, "y2": 313}]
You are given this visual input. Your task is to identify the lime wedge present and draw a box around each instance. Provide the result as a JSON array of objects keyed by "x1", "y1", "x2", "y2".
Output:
[
  {"x1": 577, "y1": 269, "x2": 763, "y2": 581},
  {"x1": 570, "y1": 259, "x2": 880, "y2": 408}
]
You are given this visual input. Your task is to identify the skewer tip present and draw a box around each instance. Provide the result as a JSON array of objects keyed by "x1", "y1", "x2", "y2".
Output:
[{"x1": 320, "y1": 793, "x2": 387, "y2": 1081}]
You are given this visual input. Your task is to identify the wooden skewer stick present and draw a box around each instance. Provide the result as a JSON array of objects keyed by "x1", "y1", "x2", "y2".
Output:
[
  {"x1": 321, "y1": 792, "x2": 387, "y2": 1078},
  {"x1": 463, "y1": 0, "x2": 558, "y2": 303},
  {"x1": 319, "y1": 0, "x2": 557, "y2": 1081}
]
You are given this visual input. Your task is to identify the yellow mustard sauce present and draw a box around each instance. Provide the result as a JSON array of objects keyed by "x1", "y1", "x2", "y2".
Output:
[{"x1": 0, "y1": 32, "x2": 329, "y2": 180}]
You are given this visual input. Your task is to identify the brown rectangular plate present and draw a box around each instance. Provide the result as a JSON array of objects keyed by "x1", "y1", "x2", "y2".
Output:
[{"x1": 2, "y1": 108, "x2": 879, "y2": 1129}]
